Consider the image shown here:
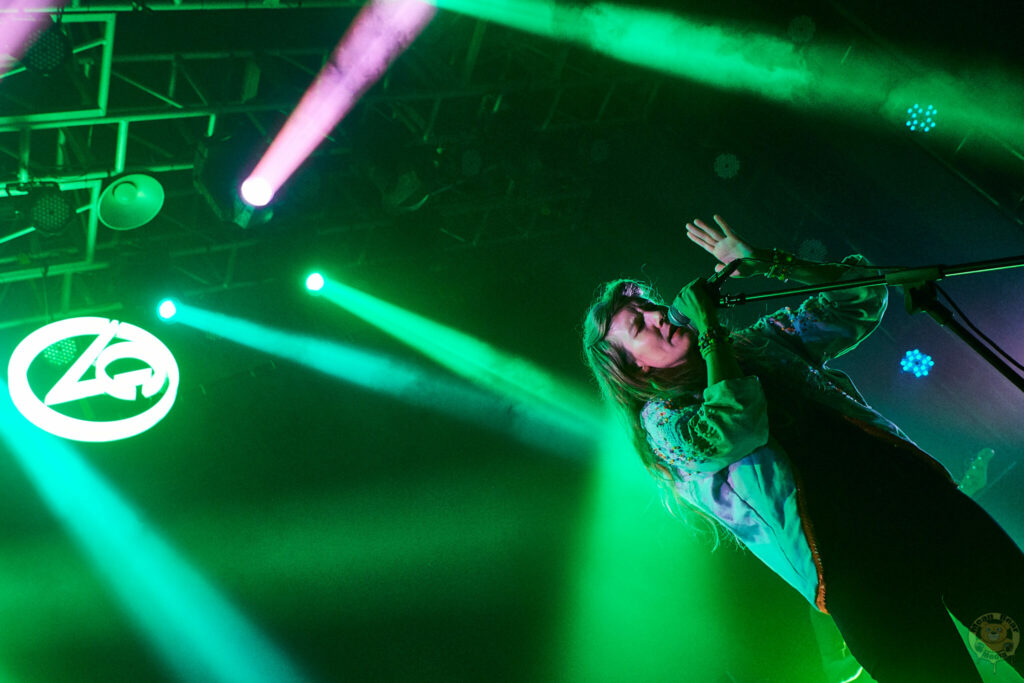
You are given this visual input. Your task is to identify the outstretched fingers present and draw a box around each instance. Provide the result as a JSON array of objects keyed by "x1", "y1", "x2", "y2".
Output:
[
  {"x1": 713, "y1": 214, "x2": 737, "y2": 239},
  {"x1": 685, "y1": 222, "x2": 717, "y2": 252}
]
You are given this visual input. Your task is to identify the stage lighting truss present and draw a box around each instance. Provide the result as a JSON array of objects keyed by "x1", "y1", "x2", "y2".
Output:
[{"x1": 0, "y1": 13, "x2": 113, "y2": 124}]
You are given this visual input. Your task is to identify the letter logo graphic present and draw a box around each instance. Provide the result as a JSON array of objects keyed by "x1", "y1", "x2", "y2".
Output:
[{"x1": 8, "y1": 317, "x2": 179, "y2": 442}]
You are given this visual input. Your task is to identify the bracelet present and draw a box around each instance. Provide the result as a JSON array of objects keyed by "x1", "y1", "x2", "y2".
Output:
[
  {"x1": 698, "y1": 326, "x2": 730, "y2": 356},
  {"x1": 765, "y1": 248, "x2": 796, "y2": 282}
]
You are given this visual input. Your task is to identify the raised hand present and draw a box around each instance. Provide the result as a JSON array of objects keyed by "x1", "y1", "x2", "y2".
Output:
[{"x1": 685, "y1": 215, "x2": 762, "y2": 277}]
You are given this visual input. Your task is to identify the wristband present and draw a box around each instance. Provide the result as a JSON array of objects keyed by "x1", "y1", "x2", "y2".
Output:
[
  {"x1": 765, "y1": 248, "x2": 796, "y2": 282},
  {"x1": 697, "y1": 326, "x2": 730, "y2": 356}
]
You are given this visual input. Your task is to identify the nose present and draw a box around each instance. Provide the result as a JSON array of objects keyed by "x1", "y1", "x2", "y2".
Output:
[{"x1": 645, "y1": 309, "x2": 668, "y2": 330}]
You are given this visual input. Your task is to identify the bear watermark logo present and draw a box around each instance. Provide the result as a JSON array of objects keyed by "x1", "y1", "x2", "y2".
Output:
[{"x1": 969, "y1": 612, "x2": 1020, "y2": 674}]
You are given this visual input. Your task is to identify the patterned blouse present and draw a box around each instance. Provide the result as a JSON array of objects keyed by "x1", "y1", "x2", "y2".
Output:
[{"x1": 638, "y1": 255, "x2": 945, "y2": 612}]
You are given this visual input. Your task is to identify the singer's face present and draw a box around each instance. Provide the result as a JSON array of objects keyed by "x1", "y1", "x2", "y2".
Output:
[{"x1": 606, "y1": 301, "x2": 693, "y2": 371}]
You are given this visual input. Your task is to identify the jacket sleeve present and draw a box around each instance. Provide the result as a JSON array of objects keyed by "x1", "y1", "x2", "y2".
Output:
[
  {"x1": 641, "y1": 376, "x2": 770, "y2": 474},
  {"x1": 756, "y1": 254, "x2": 887, "y2": 365}
]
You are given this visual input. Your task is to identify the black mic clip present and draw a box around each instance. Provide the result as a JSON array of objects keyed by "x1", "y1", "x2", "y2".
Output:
[
  {"x1": 667, "y1": 259, "x2": 746, "y2": 325},
  {"x1": 719, "y1": 293, "x2": 747, "y2": 308}
]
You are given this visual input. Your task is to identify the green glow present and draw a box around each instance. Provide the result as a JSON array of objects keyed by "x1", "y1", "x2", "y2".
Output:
[
  {"x1": 170, "y1": 302, "x2": 598, "y2": 454},
  {"x1": 547, "y1": 424, "x2": 830, "y2": 681},
  {"x1": 0, "y1": 381, "x2": 309, "y2": 683},
  {"x1": 546, "y1": 425, "x2": 724, "y2": 680},
  {"x1": 430, "y1": 0, "x2": 1024, "y2": 143},
  {"x1": 434, "y1": 0, "x2": 807, "y2": 99},
  {"x1": 314, "y1": 276, "x2": 603, "y2": 439},
  {"x1": 0, "y1": 663, "x2": 22, "y2": 683}
]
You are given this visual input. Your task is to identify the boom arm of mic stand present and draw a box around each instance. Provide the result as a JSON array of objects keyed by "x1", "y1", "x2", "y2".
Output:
[{"x1": 714, "y1": 255, "x2": 1024, "y2": 394}]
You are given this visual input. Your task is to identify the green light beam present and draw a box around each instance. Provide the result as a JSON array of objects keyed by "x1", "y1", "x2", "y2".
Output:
[
  {"x1": 169, "y1": 302, "x2": 600, "y2": 455},
  {"x1": 545, "y1": 426, "x2": 725, "y2": 680},
  {"x1": 0, "y1": 381, "x2": 309, "y2": 683},
  {"x1": 313, "y1": 275, "x2": 604, "y2": 437},
  {"x1": 429, "y1": 0, "x2": 1024, "y2": 144}
]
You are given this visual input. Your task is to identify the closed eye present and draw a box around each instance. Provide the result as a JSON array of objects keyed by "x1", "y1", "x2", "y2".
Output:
[{"x1": 631, "y1": 311, "x2": 643, "y2": 336}]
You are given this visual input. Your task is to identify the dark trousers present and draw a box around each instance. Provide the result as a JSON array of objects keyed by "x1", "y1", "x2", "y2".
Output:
[
  {"x1": 821, "y1": 482, "x2": 1024, "y2": 683},
  {"x1": 783, "y1": 412, "x2": 1024, "y2": 683}
]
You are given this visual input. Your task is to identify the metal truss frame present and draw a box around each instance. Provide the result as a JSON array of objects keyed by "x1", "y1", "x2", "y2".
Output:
[{"x1": 0, "y1": 2, "x2": 663, "y2": 328}]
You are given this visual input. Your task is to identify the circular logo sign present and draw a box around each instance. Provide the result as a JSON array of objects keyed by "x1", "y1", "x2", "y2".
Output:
[
  {"x1": 8, "y1": 317, "x2": 179, "y2": 442},
  {"x1": 969, "y1": 612, "x2": 1020, "y2": 673}
]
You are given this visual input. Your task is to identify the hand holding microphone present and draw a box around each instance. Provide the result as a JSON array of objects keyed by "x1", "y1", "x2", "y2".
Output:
[
  {"x1": 668, "y1": 259, "x2": 744, "y2": 328},
  {"x1": 670, "y1": 215, "x2": 763, "y2": 327}
]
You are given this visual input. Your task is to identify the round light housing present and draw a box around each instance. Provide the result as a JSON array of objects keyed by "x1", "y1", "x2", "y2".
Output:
[
  {"x1": 240, "y1": 177, "x2": 274, "y2": 207},
  {"x1": 158, "y1": 299, "x2": 178, "y2": 320},
  {"x1": 305, "y1": 273, "x2": 325, "y2": 292}
]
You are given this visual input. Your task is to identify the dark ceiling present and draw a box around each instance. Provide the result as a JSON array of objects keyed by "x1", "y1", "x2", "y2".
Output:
[{"x1": 0, "y1": 1, "x2": 1022, "y2": 681}]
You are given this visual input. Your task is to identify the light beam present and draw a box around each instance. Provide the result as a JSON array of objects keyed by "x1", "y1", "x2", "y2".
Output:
[
  {"x1": 310, "y1": 274, "x2": 603, "y2": 437},
  {"x1": 428, "y1": 0, "x2": 1024, "y2": 144},
  {"x1": 165, "y1": 302, "x2": 599, "y2": 454},
  {"x1": 242, "y1": 0, "x2": 436, "y2": 205},
  {"x1": 0, "y1": 381, "x2": 309, "y2": 683},
  {"x1": 0, "y1": 1, "x2": 64, "y2": 77}
]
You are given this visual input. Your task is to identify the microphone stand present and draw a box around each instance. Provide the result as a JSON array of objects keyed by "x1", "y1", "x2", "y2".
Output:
[{"x1": 716, "y1": 254, "x2": 1024, "y2": 394}]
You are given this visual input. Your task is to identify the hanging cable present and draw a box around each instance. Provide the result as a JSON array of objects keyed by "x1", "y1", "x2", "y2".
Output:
[{"x1": 934, "y1": 283, "x2": 1024, "y2": 373}]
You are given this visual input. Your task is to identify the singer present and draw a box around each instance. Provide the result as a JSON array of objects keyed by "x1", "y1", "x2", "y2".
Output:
[{"x1": 581, "y1": 215, "x2": 1024, "y2": 683}]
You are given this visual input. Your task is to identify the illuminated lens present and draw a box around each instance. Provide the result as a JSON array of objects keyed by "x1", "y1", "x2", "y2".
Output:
[
  {"x1": 158, "y1": 300, "x2": 178, "y2": 320},
  {"x1": 240, "y1": 177, "x2": 274, "y2": 207},
  {"x1": 900, "y1": 348, "x2": 935, "y2": 377},
  {"x1": 305, "y1": 273, "x2": 325, "y2": 292}
]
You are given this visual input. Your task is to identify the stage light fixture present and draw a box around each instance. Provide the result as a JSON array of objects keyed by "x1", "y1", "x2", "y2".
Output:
[
  {"x1": 305, "y1": 273, "x2": 325, "y2": 292},
  {"x1": 20, "y1": 19, "x2": 72, "y2": 76},
  {"x1": 193, "y1": 129, "x2": 272, "y2": 229},
  {"x1": 26, "y1": 184, "x2": 75, "y2": 236},
  {"x1": 906, "y1": 104, "x2": 937, "y2": 132},
  {"x1": 240, "y1": 177, "x2": 274, "y2": 208},
  {"x1": 901, "y1": 348, "x2": 935, "y2": 377},
  {"x1": 97, "y1": 175, "x2": 165, "y2": 231},
  {"x1": 0, "y1": 183, "x2": 76, "y2": 244},
  {"x1": 158, "y1": 299, "x2": 178, "y2": 320}
]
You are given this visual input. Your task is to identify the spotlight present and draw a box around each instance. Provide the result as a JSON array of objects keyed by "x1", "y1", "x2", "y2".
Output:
[
  {"x1": 21, "y1": 20, "x2": 72, "y2": 76},
  {"x1": 305, "y1": 273, "x2": 325, "y2": 292},
  {"x1": 158, "y1": 299, "x2": 178, "y2": 320},
  {"x1": 193, "y1": 128, "x2": 272, "y2": 229},
  {"x1": 905, "y1": 104, "x2": 937, "y2": 133},
  {"x1": 0, "y1": 183, "x2": 76, "y2": 244},
  {"x1": 97, "y1": 175, "x2": 165, "y2": 231},
  {"x1": 25, "y1": 184, "x2": 75, "y2": 236},
  {"x1": 900, "y1": 349, "x2": 934, "y2": 377},
  {"x1": 240, "y1": 176, "x2": 274, "y2": 208}
]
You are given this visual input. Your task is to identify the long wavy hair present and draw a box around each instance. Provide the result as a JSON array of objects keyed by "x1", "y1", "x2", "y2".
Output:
[{"x1": 581, "y1": 278, "x2": 734, "y2": 549}]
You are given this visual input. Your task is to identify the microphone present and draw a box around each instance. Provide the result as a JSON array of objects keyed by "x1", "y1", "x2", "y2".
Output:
[{"x1": 667, "y1": 259, "x2": 744, "y2": 327}]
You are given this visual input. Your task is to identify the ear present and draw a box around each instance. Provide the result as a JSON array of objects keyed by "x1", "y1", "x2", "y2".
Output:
[{"x1": 637, "y1": 363, "x2": 650, "y2": 374}]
